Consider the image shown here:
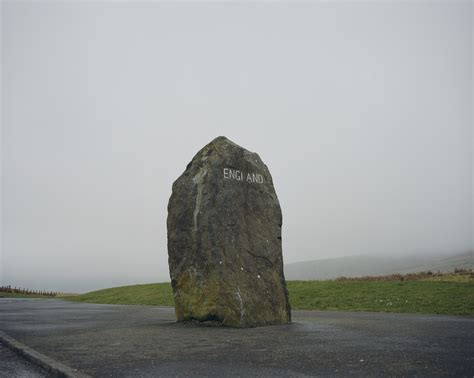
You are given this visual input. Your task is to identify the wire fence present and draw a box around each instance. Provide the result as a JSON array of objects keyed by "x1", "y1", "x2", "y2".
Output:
[{"x1": 0, "y1": 285, "x2": 75, "y2": 297}]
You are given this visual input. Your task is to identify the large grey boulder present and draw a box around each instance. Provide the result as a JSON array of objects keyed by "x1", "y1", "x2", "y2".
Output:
[{"x1": 167, "y1": 136, "x2": 291, "y2": 327}]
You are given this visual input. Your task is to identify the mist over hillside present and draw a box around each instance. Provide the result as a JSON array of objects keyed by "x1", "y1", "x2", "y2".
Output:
[{"x1": 283, "y1": 252, "x2": 473, "y2": 280}]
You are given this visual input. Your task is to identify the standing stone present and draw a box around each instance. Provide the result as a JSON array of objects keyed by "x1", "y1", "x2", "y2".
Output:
[{"x1": 167, "y1": 136, "x2": 291, "y2": 327}]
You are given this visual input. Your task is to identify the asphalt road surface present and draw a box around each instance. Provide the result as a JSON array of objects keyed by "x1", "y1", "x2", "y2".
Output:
[
  {"x1": 0, "y1": 341, "x2": 47, "y2": 378},
  {"x1": 0, "y1": 298, "x2": 472, "y2": 377}
]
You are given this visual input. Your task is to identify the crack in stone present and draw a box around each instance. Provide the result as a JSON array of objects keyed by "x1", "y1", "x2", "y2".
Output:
[{"x1": 244, "y1": 248, "x2": 273, "y2": 267}]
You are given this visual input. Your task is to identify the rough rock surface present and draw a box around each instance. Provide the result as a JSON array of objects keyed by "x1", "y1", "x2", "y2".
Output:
[{"x1": 167, "y1": 136, "x2": 291, "y2": 327}]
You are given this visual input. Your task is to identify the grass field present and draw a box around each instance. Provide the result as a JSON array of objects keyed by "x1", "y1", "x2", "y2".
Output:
[
  {"x1": 288, "y1": 280, "x2": 473, "y2": 315},
  {"x1": 64, "y1": 277, "x2": 474, "y2": 316}
]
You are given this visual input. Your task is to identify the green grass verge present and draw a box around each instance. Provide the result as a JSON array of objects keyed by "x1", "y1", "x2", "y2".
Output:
[
  {"x1": 63, "y1": 280, "x2": 474, "y2": 316},
  {"x1": 0, "y1": 293, "x2": 47, "y2": 298},
  {"x1": 288, "y1": 280, "x2": 473, "y2": 315}
]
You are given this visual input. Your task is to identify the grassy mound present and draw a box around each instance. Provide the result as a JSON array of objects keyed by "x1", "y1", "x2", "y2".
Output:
[
  {"x1": 65, "y1": 283, "x2": 174, "y2": 306},
  {"x1": 65, "y1": 279, "x2": 474, "y2": 316}
]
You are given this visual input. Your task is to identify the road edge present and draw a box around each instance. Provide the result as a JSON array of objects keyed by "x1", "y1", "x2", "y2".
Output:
[{"x1": 0, "y1": 330, "x2": 90, "y2": 378}]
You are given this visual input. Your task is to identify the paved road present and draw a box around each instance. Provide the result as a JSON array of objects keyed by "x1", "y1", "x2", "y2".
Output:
[
  {"x1": 0, "y1": 298, "x2": 472, "y2": 377},
  {"x1": 0, "y1": 342, "x2": 47, "y2": 378}
]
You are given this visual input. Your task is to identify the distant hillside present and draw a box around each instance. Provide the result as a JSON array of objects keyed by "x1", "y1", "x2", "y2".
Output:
[
  {"x1": 394, "y1": 252, "x2": 474, "y2": 275},
  {"x1": 284, "y1": 252, "x2": 473, "y2": 280}
]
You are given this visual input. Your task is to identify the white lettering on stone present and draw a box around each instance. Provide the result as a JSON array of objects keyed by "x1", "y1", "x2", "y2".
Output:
[
  {"x1": 223, "y1": 168, "x2": 264, "y2": 184},
  {"x1": 224, "y1": 168, "x2": 245, "y2": 181}
]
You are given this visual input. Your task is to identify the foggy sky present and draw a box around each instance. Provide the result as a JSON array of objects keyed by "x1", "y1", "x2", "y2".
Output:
[{"x1": 1, "y1": 1, "x2": 472, "y2": 292}]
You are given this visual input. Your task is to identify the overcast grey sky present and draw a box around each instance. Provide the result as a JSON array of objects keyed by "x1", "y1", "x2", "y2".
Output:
[{"x1": 1, "y1": 1, "x2": 472, "y2": 292}]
